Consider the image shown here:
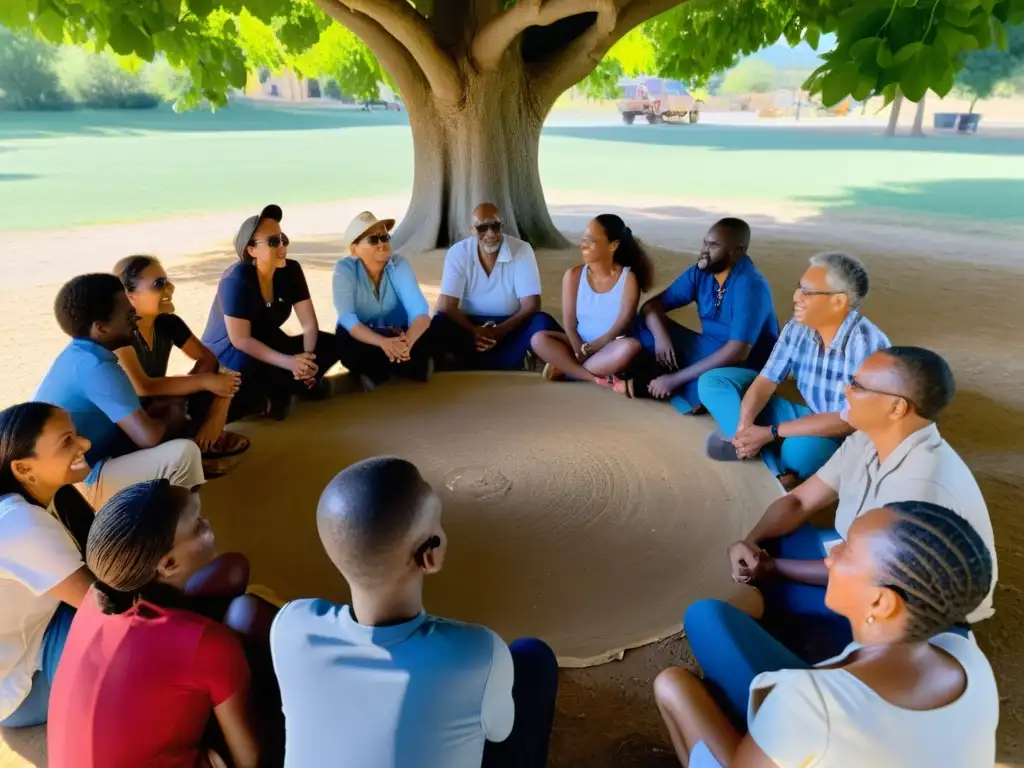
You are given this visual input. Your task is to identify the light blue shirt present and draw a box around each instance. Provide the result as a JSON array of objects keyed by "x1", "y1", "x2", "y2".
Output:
[
  {"x1": 270, "y1": 600, "x2": 514, "y2": 768},
  {"x1": 33, "y1": 339, "x2": 141, "y2": 480},
  {"x1": 333, "y1": 255, "x2": 430, "y2": 332}
]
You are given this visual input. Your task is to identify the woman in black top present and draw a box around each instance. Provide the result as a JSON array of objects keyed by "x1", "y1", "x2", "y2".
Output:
[
  {"x1": 199, "y1": 205, "x2": 339, "y2": 421},
  {"x1": 114, "y1": 256, "x2": 249, "y2": 467}
]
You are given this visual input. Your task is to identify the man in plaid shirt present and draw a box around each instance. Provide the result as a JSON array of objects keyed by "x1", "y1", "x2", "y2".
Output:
[{"x1": 698, "y1": 252, "x2": 890, "y2": 487}]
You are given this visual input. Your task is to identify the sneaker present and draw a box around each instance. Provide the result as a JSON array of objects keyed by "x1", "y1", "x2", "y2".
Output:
[{"x1": 704, "y1": 429, "x2": 740, "y2": 461}]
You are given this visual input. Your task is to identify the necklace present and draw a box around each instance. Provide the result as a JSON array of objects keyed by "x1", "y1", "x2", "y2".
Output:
[{"x1": 714, "y1": 283, "x2": 727, "y2": 312}]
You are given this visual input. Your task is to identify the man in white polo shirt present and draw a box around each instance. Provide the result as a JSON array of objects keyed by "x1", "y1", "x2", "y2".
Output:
[
  {"x1": 723, "y1": 346, "x2": 996, "y2": 660},
  {"x1": 431, "y1": 203, "x2": 561, "y2": 370}
]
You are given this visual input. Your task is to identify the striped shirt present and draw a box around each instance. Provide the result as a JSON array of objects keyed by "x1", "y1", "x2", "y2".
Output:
[{"x1": 760, "y1": 311, "x2": 891, "y2": 414}]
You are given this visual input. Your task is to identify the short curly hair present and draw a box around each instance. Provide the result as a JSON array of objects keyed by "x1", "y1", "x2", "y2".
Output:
[{"x1": 54, "y1": 273, "x2": 127, "y2": 339}]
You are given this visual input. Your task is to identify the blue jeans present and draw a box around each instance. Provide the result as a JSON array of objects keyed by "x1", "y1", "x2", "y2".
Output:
[
  {"x1": 697, "y1": 367, "x2": 843, "y2": 480},
  {"x1": 634, "y1": 318, "x2": 734, "y2": 414},
  {"x1": 432, "y1": 312, "x2": 562, "y2": 371},
  {"x1": 482, "y1": 638, "x2": 559, "y2": 768},
  {"x1": 1, "y1": 602, "x2": 76, "y2": 727}
]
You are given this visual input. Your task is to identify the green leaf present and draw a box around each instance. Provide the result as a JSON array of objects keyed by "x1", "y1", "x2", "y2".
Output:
[
  {"x1": 936, "y1": 23, "x2": 979, "y2": 53},
  {"x1": 821, "y1": 62, "x2": 860, "y2": 106},
  {"x1": 944, "y1": 6, "x2": 973, "y2": 25},
  {"x1": 849, "y1": 36, "x2": 881, "y2": 60},
  {"x1": 805, "y1": 25, "x2": 821, "y2": 50},
  {"x1": 931, "y1": 62, "x2": 956, "y2": 97},
  {"x1": 893, "y1": 41, "x2": 924, "y2": 64},
  {"x1": 852, "y1": 71, "x2": 876, "y2": 100},
  {"x1": 160, "y1": 0, "x2": 181, "y2": 17},
  {"x1": 991, "y1": 16, "x2": 1007, "y2": 48},
  {"x1": 876, "y1": 42, "x2": 894, "y2": 68},
  {"x1": 187, "y1": 0, "x2": 213, "y2": 18},
  {"x1": 34, "y1": 6, "x2": 66, "y2": 43},
  {"x1": 0, "y1": 0, "x2": 33, "y2": 27},
  {"x1": 900, "y1": 52, "x2": 931, "y2": 102}
]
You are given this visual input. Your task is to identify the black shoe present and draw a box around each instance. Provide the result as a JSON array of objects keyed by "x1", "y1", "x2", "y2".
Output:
[
  {"x1": 303, "y1": 376, "x2": 337, "y2": 401},
  {"x1": 704, "y1": 429, "x2": 740, "y2": 461}
]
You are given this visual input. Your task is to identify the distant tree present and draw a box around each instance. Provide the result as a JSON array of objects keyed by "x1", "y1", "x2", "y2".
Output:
[
  {"x1": 956, "y1": 24, "x2": 1024, "y2": 112},
  {"x1": 579, "y1": 27, "x2": 656, "y2": 100},
  {"x1": 0, "y1": 27, "x2": 68, "y2": 110},
  {"x1": 721, "y1": 59, "x2": 777, "y2": 94}
]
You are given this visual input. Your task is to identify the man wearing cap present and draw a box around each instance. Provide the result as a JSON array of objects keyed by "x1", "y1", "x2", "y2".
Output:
[
  {"x1": 430, "y1": 203, "x2": 561, "y2": 371},
  {"x1": 201, "y1": 204, "x2": 339, "y2": 420},
  {"x1": 332, "y1": 211, "x2": 435, "y2": 391}
]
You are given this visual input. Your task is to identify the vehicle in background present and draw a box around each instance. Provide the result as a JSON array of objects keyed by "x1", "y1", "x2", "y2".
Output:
[{"x1": 617, "y1": 77, "x2": 702, "y2": 125}]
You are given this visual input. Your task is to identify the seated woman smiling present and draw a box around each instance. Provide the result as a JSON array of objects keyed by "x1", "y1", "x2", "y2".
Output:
[
  {"x1": 654, "y1": 500, "x2": 998, "y2": 768},
  {"x1": 529, "y1": 214, "x2": 651, "y2": 388}
]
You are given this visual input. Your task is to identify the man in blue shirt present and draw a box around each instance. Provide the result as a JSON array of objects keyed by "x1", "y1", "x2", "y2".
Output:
[
  {"x1": 34, "y1": 273, "x2": 204, "y2": 509},
  {"x1": 629, "y1": 218, "x2": 779, "y2": 414},
  {"x1": 271, "y1": 457, "x2": 558, "y2": 768}
]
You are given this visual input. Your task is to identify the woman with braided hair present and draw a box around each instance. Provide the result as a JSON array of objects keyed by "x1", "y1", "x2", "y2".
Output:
[
  {"x1": 530, "y1": 214, "x2": 651, "y2": 387},
  {"x1": 654, "y1": 500, "x2": 997, "y2": 767},
  {"x1": 46, "y1": 479, "x2": 280, "y2": 768}
]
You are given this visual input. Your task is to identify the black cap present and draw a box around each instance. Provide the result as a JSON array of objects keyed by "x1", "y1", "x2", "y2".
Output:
[{"x1": 234, "y1": 204, "x2": 283, "y2": 260}]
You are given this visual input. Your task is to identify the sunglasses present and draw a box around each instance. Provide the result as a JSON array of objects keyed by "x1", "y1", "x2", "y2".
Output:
[
  {"x1": 848, "y1": 378, "x2": 919, "y2": 412},
  {"x1": 475, "y1": 221, "x2": 502, "y2": 234},
  {"x1": 145, "y1": 276, "x2": 172, "y2": 292},
  {"x1": 359, "y1": 232, "x2": 391, "y2": 246},
  {"x1": 251, "y1": 233, "x2": 290, "y2": 249}
]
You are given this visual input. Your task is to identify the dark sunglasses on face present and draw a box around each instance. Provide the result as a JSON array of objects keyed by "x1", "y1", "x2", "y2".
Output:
[
  {"x1": 360, "y1": 232, "x2": 391, "y2": 246},
  {"x1": 848, "y1": 378, "x2": 919, "y2": 412},
  {"x1": 475, "y1": 222, "x2": 502, "y2": 234},
  {"x1": 146, "y1": 276, "x2": 172, "y2": 291},
  {"x1": 251, "y1": 233, "x2": 290, "y2": 249}
]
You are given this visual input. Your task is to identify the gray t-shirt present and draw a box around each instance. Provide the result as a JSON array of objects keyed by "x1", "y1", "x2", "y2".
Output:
[{"x1": 270, "y1": 599, "x2": 514, "y2": 768}]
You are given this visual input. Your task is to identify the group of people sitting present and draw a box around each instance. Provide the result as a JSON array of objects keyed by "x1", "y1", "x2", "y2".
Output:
[{"x1": 0, "y1": 200, "x2": 1001, "y2": 767}]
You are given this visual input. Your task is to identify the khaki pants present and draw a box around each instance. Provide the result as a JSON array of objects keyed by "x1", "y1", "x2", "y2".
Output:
[{"x1": 76, "y1": 439, "x2": 205, "y2": 510}]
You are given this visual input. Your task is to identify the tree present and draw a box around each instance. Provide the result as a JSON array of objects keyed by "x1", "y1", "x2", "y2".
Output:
[
  {"x1": 4, "y1": 0, "x2": 1023, "y2": 249},
  {"x1": 956, "y1": 24, "x2": 1024, "y2": 112},
  {"x1": 720, "y1": 59, "x2": 777, "y2": 94},
  {"x1": 0, "y1": 27, "x2": 68, "y2": 110}
]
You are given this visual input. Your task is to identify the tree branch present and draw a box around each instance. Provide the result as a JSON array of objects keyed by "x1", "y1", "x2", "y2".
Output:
[
  {"x1": 333, "y1": 0, "x2": 464, "y2": 103},
  {"x1": 472, "y1": 0, "x2": 616, "y2": 71},
  {"x1": 533, "y1": 0, "x2": 683, "y2": 102}
]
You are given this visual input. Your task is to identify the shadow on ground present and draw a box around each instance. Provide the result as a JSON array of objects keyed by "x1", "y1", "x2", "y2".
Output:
[{"x1": 543, "y1": 123, "x2": 1024, "y2": 157}]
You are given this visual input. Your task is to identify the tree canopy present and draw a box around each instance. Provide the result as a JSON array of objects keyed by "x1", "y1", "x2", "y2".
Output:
[
  {"x1": 4, "y1": 0, "x2": 1023, "y2": 111},
  {"x1": 955, "y1": 22, "x2": 1024, "y2": 105}
]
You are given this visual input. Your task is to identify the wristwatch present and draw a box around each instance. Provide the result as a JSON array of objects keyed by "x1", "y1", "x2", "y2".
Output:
[{"x1": 770, "y1": 424, "x2": 780, "y2": 441}]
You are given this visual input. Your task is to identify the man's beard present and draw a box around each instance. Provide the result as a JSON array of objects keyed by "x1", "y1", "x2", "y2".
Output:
[
  {"x1": 697, "y1": 256, "x2": 728, "y2": 274},
  {"x1": 480, "y1": 238, "x2": 502, "y2": 254}
]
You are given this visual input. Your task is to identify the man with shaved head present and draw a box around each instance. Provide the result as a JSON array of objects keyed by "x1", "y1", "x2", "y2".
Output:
[
  {"x1": 269, "y1": 457, "x2": 558, "y2": 767},
  {"x1": 431, "y1": 203, "x2": 561, "y2": 371},
  {"x1": 724, "y1": 347, "x2": 997, "y2": 660}
]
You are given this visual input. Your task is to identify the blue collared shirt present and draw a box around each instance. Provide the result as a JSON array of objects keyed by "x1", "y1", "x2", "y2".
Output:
[
  {"x1": 332, "y1": 255, "x2": 430, "y2": 332},
  {"x1": 659, "y1": 255, "x2": 779, "y2": 369},
  {"x1": 761, "y1": 311, "x2": 891, "y2": 414},
  {"x1": 33, "y1": 339, "x2": 141, "y2": 472}
]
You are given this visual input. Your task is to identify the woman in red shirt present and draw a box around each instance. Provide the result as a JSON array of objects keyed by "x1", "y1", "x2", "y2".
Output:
[{"x1": 48, "y1": 479, "x2": 261, "y2": 768}]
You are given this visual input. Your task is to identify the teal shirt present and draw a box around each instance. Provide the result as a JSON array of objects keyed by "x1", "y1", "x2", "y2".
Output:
[{"x1": 332, "y1": 255, "x2": 429, "y2": 332}]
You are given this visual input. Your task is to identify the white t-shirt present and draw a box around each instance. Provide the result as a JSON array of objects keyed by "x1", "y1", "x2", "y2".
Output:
[
  {"x1": 746, "y1": 633, "x2": 998, "y2": 767},
  {"x1": 271, "y1": 600, "x2": 514, "y2": 768},
  {"x1": 439, "y1": 236, "x2": 542, "y2": 318},
  {"x1": 0, "y1": 493, "x2": 84, "y2": 720},
  {"x1": 816, "y1": 424, "x2": 997, "y2": 624}
]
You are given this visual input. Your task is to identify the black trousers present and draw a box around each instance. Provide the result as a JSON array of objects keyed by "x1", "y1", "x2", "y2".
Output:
[
  {"x1": 230, "y1": 329, "x2": 339, "y2": 420},
  {"x1": 336, "y1": 326, "x2": 433, "y2": 385}
]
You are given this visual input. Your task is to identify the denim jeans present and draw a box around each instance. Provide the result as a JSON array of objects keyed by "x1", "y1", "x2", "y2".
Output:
[{"x1": 1, "y1": 602, "x2": 76, "y2": 727}]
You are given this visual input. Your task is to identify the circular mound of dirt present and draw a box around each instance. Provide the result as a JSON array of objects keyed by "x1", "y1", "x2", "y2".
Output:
[{"x1": 201, "y1": 372, "x2": 781, "y2": 666}]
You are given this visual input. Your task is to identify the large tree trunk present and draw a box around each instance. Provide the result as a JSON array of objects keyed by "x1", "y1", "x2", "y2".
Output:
[
  {"x1": 910, "y1": 94, "x2": 926, "y2": 137},
  {"x1": 394, "y1": 62, "x2": 568, "y2": 252},
  {"x1": 885, "y1": 90, "x2": 904, "y2": 136}
]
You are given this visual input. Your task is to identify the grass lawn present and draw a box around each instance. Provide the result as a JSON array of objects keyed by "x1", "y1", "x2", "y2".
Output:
[{"x1": 2, "y1": 100, "x2": 1024, "y2": 231}]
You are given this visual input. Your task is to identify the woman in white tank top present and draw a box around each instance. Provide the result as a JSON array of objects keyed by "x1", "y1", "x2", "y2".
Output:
[
  {"x1": 654, "y1": 500, "x2": 998, "y2": 767},
  {"x1": 529, "y1": 215, "x2": 652, "y2": 387}
]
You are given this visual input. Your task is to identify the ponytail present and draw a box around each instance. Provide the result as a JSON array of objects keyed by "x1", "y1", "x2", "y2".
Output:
[{"x1": 594, "y1": 214, "x2": 654, "y2": 293}]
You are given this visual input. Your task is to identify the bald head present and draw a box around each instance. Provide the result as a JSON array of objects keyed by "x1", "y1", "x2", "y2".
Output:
[
  {"x1": 472, "y1": 203, "x2": 500, "y2": 224},
  {"x1": 471, "y1": 203, "x2": 503, "y2": 254},
  {"x1": 316, "y1": 457, "x2": 438, "y2": 583}
]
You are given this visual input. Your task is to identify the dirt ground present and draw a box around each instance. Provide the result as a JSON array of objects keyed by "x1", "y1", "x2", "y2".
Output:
[{"x1": 2, "y1": 195, "x2": 1023, "y2": 766}]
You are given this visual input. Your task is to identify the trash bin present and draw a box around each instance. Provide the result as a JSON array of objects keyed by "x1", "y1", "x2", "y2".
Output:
[
  {"x1": 933, "y1": 113, "x2": 958, "y2": 129},
  {"x1": 957, "y1": 114, "x2": 982, "y2": 133}
]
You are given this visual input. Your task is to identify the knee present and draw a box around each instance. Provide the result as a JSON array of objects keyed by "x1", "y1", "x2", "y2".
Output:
[
  {"x1": 530, "y1": 330, "x2": 551, "y2": 351},
  {"x1": 510, "y1": 637, "x2": 557, "y2": 668},
  {"x1": 653, "y1": 666, "x2": 700, "y2": 707},
  {"x1": 696, "y1": 367, "x2": 742, "y2": 401},
  {"x1": 683, "y1": 598, "x2": 731, "y2": 640},
  {"x1": 529, "y1": 312, "x2": 561, "y2": 334},
  {"x1": 185, "y1": 552, "x2": 250, "y2": 597},
  {"x1": 224, "y1": 594, "x2": 279, "y2": 644},
  {"x1": 166, "y1": 439, "x2": 203, "y2": 472}
]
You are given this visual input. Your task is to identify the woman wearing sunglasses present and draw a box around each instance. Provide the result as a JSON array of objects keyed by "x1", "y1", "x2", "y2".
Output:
[
  {"x1": 201, "y1": 205, "x2": 339, "y2": 420},
  {"x1": 332, "y1": 211, "x2": 434, "y2": 391},
  {"x1": 114, "y1": 255, "x2": 249, "y2": 474},
  {"x1": 653, "y1": 500, "x2": 997, "y2": 768}
]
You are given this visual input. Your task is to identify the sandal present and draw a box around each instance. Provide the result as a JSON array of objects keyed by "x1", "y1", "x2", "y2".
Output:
[
  {"x1": 597, "y1": 376, "x2": 634, "y2": 398},
  {"x1": 201, "y1": 432, "x2": 251, "y2": 460},
  {"x1": 541, "y1": 363, "x2": 565, "y2": 381}
]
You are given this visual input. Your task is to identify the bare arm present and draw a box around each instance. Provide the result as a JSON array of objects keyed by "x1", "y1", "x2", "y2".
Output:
[
  {"x1": 493, "y1": 294, "x2": 541, "y2": 339},
  {"x1": 737, "y1": 375, "x2": 779, "y2": 431},
  {"x1": 212, "y1": 690, "x2": 260, "y2": 768},
  {"x1": 181, "y1": 336, "x2": 220, "y2": 375},
  {"x1": 587, "y1": 271, "x2": 640, "y2": 351},
  {"x1": 434, "y1": 295, "x2": 479, "y2": 332},
  {"x1": 292, "y1": 299, "x2": 320, "y2": 354},
  {"x1": 116, "y1": 408, "x2": 167, "y2": 449},
  {"x1": 639, "y1": 294, "x2": 672, "y2": 340},
  {"x1": 562, "y1": 268, "x2": 584, "y2": 356},
  {"x1": 347, "y1": 322, "x2": 393, "y2": 348},
  {"x1": 224, "y1": 316, "x2": 294, "y2": 371},
  {"x1": 774, "y1": 557, "x2": 830, "y2": 586},
  {"x1": 115, "y1": 346, "x2": 211, "y2": 398},
  {"x1": 405, "y1": 313, "x2": 431, "y2": 346},
  {"x1": 746, "y1": 475, "x2": 838, "y2": 546},
  {"x1": 777, "y1": 411, "x2": 854, "y2": 439},
  {"x1": 46, "y1": 566, "x2": 94, "y2": 608}
]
